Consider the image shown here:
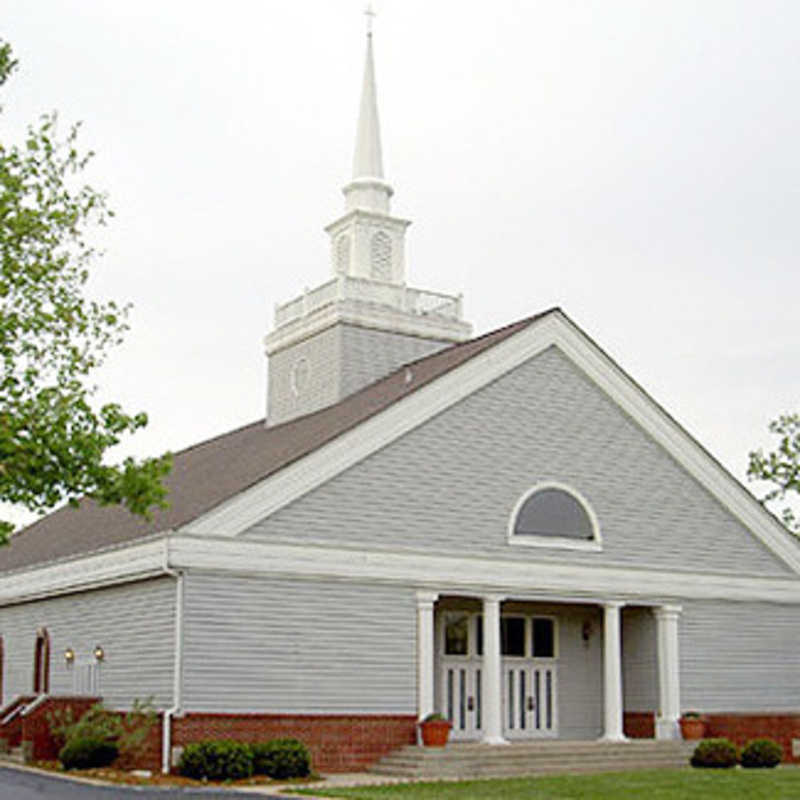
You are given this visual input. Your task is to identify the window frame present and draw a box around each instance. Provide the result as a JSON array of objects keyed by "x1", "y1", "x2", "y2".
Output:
[{"x1": 507, "y1": 481, "x2": 602, "y2": 552}]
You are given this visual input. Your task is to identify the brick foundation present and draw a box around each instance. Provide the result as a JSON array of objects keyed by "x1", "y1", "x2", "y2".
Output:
[
  {"x1": 21, "y1": 696, "x2": 100, "y2": 762},
  {"x1": 0, "y1": 695, "x2": 35, "y2": 750},
  {"x1": 624, "y1": 711, "x2": 655, "y2": 739},
  {"x1": 172, "y1": 713, "x2": 417, "y2": 773},
  {"x1": 705, "y1": 713, "x2": 800, "y2": 764}
]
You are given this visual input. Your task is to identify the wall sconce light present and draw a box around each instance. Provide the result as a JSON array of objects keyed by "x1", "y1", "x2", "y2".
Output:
[
  {"x1": 582, "y1": 621, "x2": 593, "y2": 643},
  {"x1": 93, "y1": 645, "x2": 105, "y2": 662},
  {"x1": 64, "y1": 648, "x2": 75, "y2": 664}
]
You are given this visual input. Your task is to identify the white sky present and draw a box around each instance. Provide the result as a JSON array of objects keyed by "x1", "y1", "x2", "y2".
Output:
[{"x1": 3, "y1": 1, "x2": 799, "y2": 527}]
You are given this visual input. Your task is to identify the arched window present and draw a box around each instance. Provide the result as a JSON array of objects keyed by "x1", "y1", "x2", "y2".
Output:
[
  {"x1": 336, "y1": 235, "x2": 350, "y2": 275},
  {"x1": 0, "y1": 636, "x2": 4, "y2": 705},
  {"x1": 509, "y1": 483, "x2": 601, "y2": 551},
  {"x1": 370, "y1": 231, "x2": 392, "y2": 281},
  {"x1": 33, "y1": 628, "x2": 50, "y2": 694}
]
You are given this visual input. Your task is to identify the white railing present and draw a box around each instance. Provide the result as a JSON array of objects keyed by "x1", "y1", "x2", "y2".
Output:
[{"x1": 274, "y1": 275, "x2": 463, "y2": 327}]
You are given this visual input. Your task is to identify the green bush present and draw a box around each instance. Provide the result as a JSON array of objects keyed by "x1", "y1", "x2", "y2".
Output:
[
  {"x1": 178, "y1": 739, "x2": 253, "y2": 780},
  {"x1": 690, "y1": 738, "x2": 738, "y2": 768},
  {"x1": 741, "y1": 738, "x2": 783, "y2": 768},
  {"x1": 58, "y1": 736, "x2": 118, "y2": 770},
  {"x1": 251, "y1": 738, "x2": 311, "y2": 779},
  {"x1": 49, "y1": 698, "x2": 156, "y2": 764}
]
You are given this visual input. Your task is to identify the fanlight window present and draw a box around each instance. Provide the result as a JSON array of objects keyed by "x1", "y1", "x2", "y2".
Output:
[
  {"x1": 370, "y1": 231, "x2": 392, "y2": 281},
  {"x1": 510, "y1": 484, "x2": 600, "y2": 550}
]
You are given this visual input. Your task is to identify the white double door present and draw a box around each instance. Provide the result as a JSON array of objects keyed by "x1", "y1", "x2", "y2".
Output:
[{"x1": 439, "y1": 612, "x2": 558, "y2": 741}]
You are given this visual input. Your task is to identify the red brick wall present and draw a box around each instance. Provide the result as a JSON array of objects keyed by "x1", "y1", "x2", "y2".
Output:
[
  {"x1": 0, "y1": 695, "x2": 35, "y2": 749},
  {"x1": 624, "y1": 711, "x2": 655, "y2": 739},
  {"x1": 172, "y1": 713, "x2": 417, "y2": 773},
  {"x1": 705, "y1": 713, "x2": 800, "y2": 764},
  {"x1": 22, "y1": 696, "x2": 100, "y2": 761}
]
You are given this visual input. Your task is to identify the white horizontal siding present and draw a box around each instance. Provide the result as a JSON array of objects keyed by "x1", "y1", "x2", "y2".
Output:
[
  {"x1": 680, "y1": 600, "x2": 800, "y2": 712},
  {"x1": 0, "y1": 577, "x2": 175, "y2": 709},
  {"x1": 246, "y1": 347, "x2": 792, "y2": 578},
  {"x1": 182, "y1": 572, "x2": 416, "y2": 713}
]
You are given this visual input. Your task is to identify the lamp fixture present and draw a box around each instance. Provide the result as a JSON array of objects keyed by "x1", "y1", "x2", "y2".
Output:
[
  {"x1": 93, "y1": 645, "x2": 105, "y2": 662},
  {"x1": 64, "y1": 648, "x2": 75, "y2": 664}
]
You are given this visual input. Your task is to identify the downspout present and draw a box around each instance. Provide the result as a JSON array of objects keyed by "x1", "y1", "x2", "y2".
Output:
[{"x1": 161, "y1": 539, "x2": 184, "y2": 774}]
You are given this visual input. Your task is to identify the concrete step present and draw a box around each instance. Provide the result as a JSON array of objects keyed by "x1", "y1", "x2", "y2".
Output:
[
  {"x1": 0, "y1": 746, "x2": 25, "y2": 765},
  {"x1": 369, "y1": 740, "x2": 694, "y2": 779}
]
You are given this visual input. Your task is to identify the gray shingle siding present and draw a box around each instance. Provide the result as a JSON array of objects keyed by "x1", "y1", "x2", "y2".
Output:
[
  {"x1": 247, "y1": 346, "x2": 792, "y2": 577},
  {"x1": 339, "y1": 325, "x2": 449, "y2": 399},
  {"x1": 181, "y1": 572, "x2": 417, "y2": 713},
  {"x1": 680, "y1": 600, "x2": 800, "y2": 712},
  {"x1": 268, "y1": 323, "x2": 450, "y2": 426},
  {"x1": 622, "y1": 607, "x2": 658, "y2": 711},
  {"x1": 0, "y1": 577, "x2": 175, "y2": 709}
]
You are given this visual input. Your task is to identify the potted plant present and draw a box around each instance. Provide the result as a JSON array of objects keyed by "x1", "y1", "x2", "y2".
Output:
[
  {"x1": 679, "y1": 711, "x2": 707, "y2": 740},
  {"x1": 418, "y1": 712, "x2": 451, "y2": 747}
]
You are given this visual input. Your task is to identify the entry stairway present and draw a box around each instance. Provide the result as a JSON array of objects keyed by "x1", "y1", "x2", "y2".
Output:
[{"x1": 370, "y1": 739, "x2": 694, "y2": 780}]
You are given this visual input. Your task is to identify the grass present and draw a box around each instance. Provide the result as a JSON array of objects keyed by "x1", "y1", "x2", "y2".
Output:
[{"x1": 292, "y1": 767, "x2": 800, "y2": 799}]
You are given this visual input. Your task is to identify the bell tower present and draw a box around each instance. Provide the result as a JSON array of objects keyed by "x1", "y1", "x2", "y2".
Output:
[{"x1": 264, "y1": 10, "x2": 471, "y2": 426}]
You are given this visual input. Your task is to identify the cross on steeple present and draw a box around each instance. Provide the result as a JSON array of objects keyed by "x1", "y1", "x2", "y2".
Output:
[{"x1": 364, "y1": 3, "x2": 376, "y2": 36}]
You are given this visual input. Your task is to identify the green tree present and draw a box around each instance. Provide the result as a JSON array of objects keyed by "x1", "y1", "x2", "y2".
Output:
[
  {"x1": 747, "y1": 413, "x2": 800, "y2": 536},
  {"x1": 0, "y1": 41, "x2": 170, "y2": 542}
]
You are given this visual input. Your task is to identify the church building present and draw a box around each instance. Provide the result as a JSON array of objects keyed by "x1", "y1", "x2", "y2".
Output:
[{"x1": 1, "y1": 18, "x2": 800, "y2": 776}]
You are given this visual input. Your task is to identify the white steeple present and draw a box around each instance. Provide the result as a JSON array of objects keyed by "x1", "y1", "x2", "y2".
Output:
[
  {"x1": 264, "y1": 7, "x2": 471, "y2": 427},
  {"x1": 343, "y1": 6, "x2": 394, "y2": 215}
]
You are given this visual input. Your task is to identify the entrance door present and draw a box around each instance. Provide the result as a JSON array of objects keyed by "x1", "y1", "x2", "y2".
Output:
[
  {"x1": 439, "y1": 612, "x2": 483, "y2": 740},
  {"x1": 438, "y1": 611, "x2": 558, "y2": 740},
  {"x1": 503, "y1": 663, "x2": 557, "y2": 737}
]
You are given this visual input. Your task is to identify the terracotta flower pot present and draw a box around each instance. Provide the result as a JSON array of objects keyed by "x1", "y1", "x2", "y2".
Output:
[
  {"x1": 419, "y1": 719, "x2": 451, "y2": 747},
  {"x1": 680, "y1": 717, "x2": 707, "y2": 740}
]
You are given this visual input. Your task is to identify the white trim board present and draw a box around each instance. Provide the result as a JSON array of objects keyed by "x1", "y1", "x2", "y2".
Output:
[
  {"x1": 0, "y1": 539, "x2": 169, "y2": 606},
  {"x1": 183, "y1": 310, "x2": 800, "y2": 576},
  {"x1": 167, "y1": 535, "x2": 800, "y2": 605},
  {"x1": 3, "y1": 533, "x2": 799, "y2": 607}
]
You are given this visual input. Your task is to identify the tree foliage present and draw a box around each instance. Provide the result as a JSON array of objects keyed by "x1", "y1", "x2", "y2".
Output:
[
  {"x1": 0, "y1": 41, "x2": 170, "y2": 541},
  {"x1": 747, "y1": 413, "x2": 800, "y2": 536}
]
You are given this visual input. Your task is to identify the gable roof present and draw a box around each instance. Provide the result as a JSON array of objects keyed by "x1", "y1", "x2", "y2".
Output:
[{"x1": 0, "y1": 312, "x2": 548, "y2": 574}]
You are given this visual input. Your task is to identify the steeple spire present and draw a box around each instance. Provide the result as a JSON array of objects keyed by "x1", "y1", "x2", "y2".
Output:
[
  {"x1": 352, "y1": 7, "x2": 384, "y2": 179},
  {"x1": 343, "y1": 5, "x2": 393, "y2": 213}
]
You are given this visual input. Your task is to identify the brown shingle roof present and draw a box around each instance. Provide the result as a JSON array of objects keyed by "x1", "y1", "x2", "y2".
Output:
[{"x1": 0, "y1": 310, "x2": 555, "y2": 574}]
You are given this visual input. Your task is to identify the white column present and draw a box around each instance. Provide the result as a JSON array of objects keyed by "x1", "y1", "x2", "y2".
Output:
[
  {"x1": 481, "y1": 594, "x2": 507, "y2": 745},
  {"x1": 416, "y1": 591, "x2": 438, "y2": 722},
  {"x1": 654, "y1": 604, "x2": 682, "y2": 740},
  {"x1": 601, "y1": 601, "x2": 626, "y2": 741}
]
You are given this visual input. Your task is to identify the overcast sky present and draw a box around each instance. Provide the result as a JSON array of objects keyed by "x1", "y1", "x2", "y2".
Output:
[{"x1": 3, "y1": 1, "x2": 799, "y2": 527}]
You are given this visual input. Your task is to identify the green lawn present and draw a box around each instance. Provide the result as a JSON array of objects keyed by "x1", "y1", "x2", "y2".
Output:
[{"x1": 292, "y1": 768, "x2": 800, "y2": 799}]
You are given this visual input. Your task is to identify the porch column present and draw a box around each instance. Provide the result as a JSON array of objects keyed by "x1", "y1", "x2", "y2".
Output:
[
  {"x1": 654, "y1": 604, "x2": 682, "y2": 740},
  {"x1": 481, "y1": 594, "x2": 507, "y2": 745},
  {"x1": 601, "y1": 601, "x2": 626, "y2": 741},
  {"x1": 416, "y1": 591, "x2": 438, "y2": 722}
]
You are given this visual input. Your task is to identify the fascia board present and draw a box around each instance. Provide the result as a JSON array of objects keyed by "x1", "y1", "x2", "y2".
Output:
[
  {"x1": 551, "y1": 315, "x2": 800, "y2": 575},
  {"x1": 0, "y1": 538, "x2": 169, "y2": 606},
  {"x1": 169, "y1": 535, "x2": 800, "y2": 605}
]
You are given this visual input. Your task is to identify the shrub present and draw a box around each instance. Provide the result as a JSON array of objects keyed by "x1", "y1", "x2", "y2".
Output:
[
  {"x1": 58, "y1": 736, "x2": 118, "y2": 770},
  {"x1": 690, "y1": 738, "x2": 738, "y2": 768},
  {"x1": 178, "y1": 739, "x2": 254, "y2": 780},
  {"x1": 741, "y1": 738, "x2": 783, "y2": 768},
  {"x1": 49, "y1": 697, "x2": 156, "y2": 765},
  {"x1": 251, "y1": 738, "x2": 311, "y2": 779}
]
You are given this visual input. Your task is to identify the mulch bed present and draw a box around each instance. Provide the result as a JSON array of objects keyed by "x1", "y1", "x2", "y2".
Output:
[{"x1": 31, "y1": 761, "x2": 321, "y2": 788}]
